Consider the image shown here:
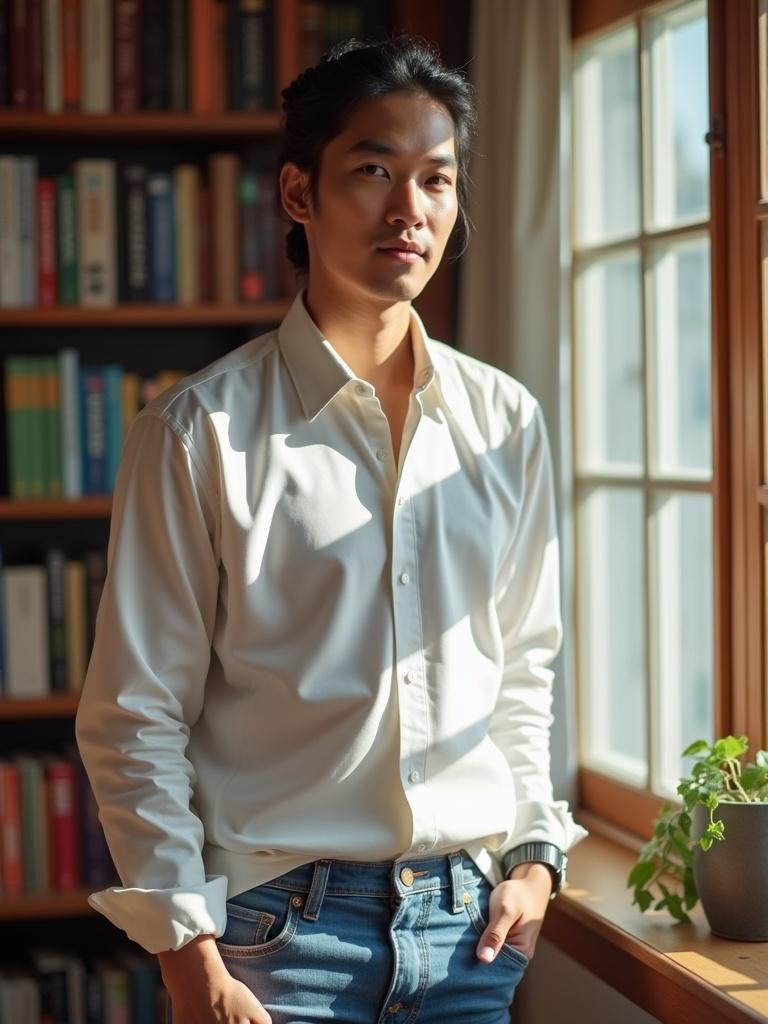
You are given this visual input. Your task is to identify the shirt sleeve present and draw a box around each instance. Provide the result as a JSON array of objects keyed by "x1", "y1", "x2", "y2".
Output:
[
  {"x1": 489, "y1": 398, "x2": 588, "y2": 863},
  {"x1": 74, "y1": 411, "x2": 229, "y2": 954}
]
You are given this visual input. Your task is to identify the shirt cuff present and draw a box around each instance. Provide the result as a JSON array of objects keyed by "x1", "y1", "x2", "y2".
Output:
[
  {"x1": 87, "y1": 875, "x2": 229, "y2": 954},
  {"x1": 501, "y1": 799, "x2": 588, "y2": 860}
]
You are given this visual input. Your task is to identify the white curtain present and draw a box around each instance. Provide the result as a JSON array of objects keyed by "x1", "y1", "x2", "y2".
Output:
[{"x1": 458, "y1": 0, "x2": 577, "y2": 802}]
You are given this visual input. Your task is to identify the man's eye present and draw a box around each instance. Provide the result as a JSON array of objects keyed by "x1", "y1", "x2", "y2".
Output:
[
  {"x1": 429, "y1": 175, "x2": 452, "y2": 188},
  {"x1": 358, "y1": 164, "x2": 387, "y2": 177}
]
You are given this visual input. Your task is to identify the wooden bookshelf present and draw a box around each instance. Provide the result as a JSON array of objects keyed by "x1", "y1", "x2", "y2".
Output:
[
  {"x1": 0, "y1": 300, "x2": 292, "y2": 328},
  {"x1": 0, "y1": 695, "x2": 80, "y2": 718},
  {"x1": 0, "y1": 110, "x2": 283, "y2": 140},
  {"x1": 0, "y1": 498, "x2": 112, "y2": 520},
  {"x1": 0, "y1": 888, "x2": 94, "y2": 920}
]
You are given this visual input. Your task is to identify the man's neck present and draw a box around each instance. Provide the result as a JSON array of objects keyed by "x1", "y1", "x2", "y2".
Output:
[{"x1": 303, "y1": 283, "x2": 415, "y2": 395}]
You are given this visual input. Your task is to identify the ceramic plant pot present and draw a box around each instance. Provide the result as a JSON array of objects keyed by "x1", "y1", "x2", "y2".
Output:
[{"x1": 692, "y1": 801, "x2": 768, "y2": 940}]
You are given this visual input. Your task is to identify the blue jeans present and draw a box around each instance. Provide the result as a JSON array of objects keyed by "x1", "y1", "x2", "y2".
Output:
[{"x1": 168, "y1": 849, "x2": 526, "y2": 1023}]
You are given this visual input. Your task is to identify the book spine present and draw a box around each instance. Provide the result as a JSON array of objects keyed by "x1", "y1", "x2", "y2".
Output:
[
  {"x1": 112, "y1": 0, "x2": 139, "y2": 112},
  {"x1": 28, "y1": 0, "x2": 43, "y2": 107},
  {"x1": 146, "y1": 171, "x2": 175, "y2": 302},
  {"x1": 3, "y1": 566, "x2": 50, "y2": 697},
  {"x1": 58, "y1": 346, "x2": 82, "y2": 496},
  {"x1": 76, "y1": 758, "x2": 114, "y2": 886},
  {"x1": 103, "y1": 363, "x2": 123, "y2": 491},
  {"x1": 18, "y1": 154, "x2": 38, "y2": 306},
  {"x1": 174, "y1": 164, "x2": 199, "y2": 304},
  {"x1": 75, "y1": 159, "x2": 117, "y2": 306},
  {"x1": 0, "y1": 762, "x2": 23, "y2": 896},
  {"x1": 4, "y1": 356, "x2": 25, "y2": 498},
  {"x1": 83, "y1": 548, "x2": 105, "y2": 651},
  {"x1": 78, "y1": 365, "x2": 106, "y2": 494},
  {"x1": 238, "y1": 168, "x2": 262, "y2": 301},
  {"x1": 140, "y1": 0, "x2": 168, "y2": 110},
  {"x1": 42, "y1": 354, "x2": 62, "y2": 497},
  {"x1": 37, "y1": 177, "x2": 57, "y2": 307},
  {"x1": 46, "y1": 548, "x2": 68, "y2": 691},
  {"x1": 56, "y1": 172, "x2": 78, "y2": 303},
  {"x1": 0, "y1": 156, "x2": 21, "y2": 305},
  {"x1": 0, "y1": 0, "x2": 9, "y2": 108},
  {"x1": 42, "y1": 0, "x2": 63, "y2": 112},
  {"x1": 197, "y1": 182, "x2": 211, "y2": 302},
  {"x1": 189, "y1": 0, "x2": 216, "y2": 114},
  {"x1": 28, "y1": 354, "x2": 45, "y2": 497},
  {"x1": 209, "y1": 152, "x2": 239, "y2": 304},
  {"x1": 46, "y1": 758, "x2": 79, "y2": 890},
  {"x1": 61, "y1": 0, "x2": 79, "y2": 110},
  {"x1": 81, "y1": 0, "x2": 111, "y2": 112},
  {"x1": 119, "y1": 163, "x2": 147, "y2": 301},
  {"x1": 64, "y1": 559, "x2": 87, "y2": 692},
  {"x1": 15, "y1": 757, "x2": 45, "y2": 891},
  {"x1": 9, "y1": 0, "x2": 30, "y2": 107},
  {"x1": 229, "y1": 0, "x2": 271, "y2": 111},
  {"x1": 168, "y1": 0, "x2": 186, "y2": 111}
]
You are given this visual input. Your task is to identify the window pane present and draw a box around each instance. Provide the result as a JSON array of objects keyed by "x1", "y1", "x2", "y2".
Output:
[
  {"x1": 574, "y1": 25, "x2": 640, "y2": 246},
  {"x1": 579, "y1": 487, "x2": 647, "y2": 785},
  {"x1": 575, "y1": 251, "x2": 644, "y2": 474},
  {"x1": 647, "y1": 0, "x2": 710, "y2": 229},
  {"x1": 649, "y1": 236, "x2": 712, "y2": 477},
  {"x1": 651, "y1": 492, "x2": 714, "y2": 797}
]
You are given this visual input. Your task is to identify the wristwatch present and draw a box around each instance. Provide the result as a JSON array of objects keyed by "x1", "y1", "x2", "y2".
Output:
[{"x1": 502, "y1": 842, "x2": 567, "y2": 898}]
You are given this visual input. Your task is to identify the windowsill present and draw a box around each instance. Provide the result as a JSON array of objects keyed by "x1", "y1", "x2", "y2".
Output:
[{"x1": 542, "y1": 817, "x2": 768, "y2": 1023}]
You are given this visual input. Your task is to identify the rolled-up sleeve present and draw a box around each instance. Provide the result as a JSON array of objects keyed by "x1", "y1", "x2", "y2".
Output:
[
  {"x1": 490, "y1": 399, "x2": 587, "y2": 859},
  {"x1": 75, "y1": 411, "x2": 228, "y2": 954}
]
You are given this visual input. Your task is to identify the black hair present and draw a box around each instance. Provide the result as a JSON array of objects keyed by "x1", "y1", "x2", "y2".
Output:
[{"x1": 277, "y1": 34, "x2": 477, "y2": 278}]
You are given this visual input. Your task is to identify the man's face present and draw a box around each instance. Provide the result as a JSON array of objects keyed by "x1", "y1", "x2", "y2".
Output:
[{"x1": 291, "y1": 90, "x2": 460, "y2": 305}]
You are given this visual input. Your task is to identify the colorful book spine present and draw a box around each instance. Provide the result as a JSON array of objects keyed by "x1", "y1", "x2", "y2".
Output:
[
  {"x1": 174, "y1": 164, "x2": 200, "y2": 304},
  {"x1": 103, "y1": 362, "x2": 123, "y2": 491},
  {"x1": 75, "y1": 158, "x2": 117, "y2": 306},
  {"x1": 45, "y1": 757, "x2": 79, "y2": 890},
  {"x1": 0, "y1": 761, "x2": 23, "y2": 896},
  {"x1": 78, "y1": 364, "x2": 106, "y2": 493},
  {"x1": 42, "y1": 354, "x2": 62, "y2": 496},
  {"x1": 37, "y1": 176, "x2": 58, "y2": 307},
  {"x1": 46, "y1": 548, "x2": 67, "y2": 692},
  {"x1": 58, "y1": 346, "x2": 82, "y2": 497},
  {"x1": 118, "y1": 163, "x2": 148, "y2": 302},
  {"x1": 0, "y1": 156, "x2": 22, "y2": 306},
  {"x1": 28, "y1": 0, "x2": 44, "y2": 108},
  {"x1": 61, "y1": 0, "x2": 79, "y2": 110},
  {"x1": 112, "y1": 0, "x2": 140, "y2": 112},
  {"x1": 42, "y1": 0, "x2": 63, "y2": 112},
  {"x1": 55, "y1": 172, "x2": 78, "y2": 304},
  {"x1": 9, "y1": 0, "x2": 30, "y2": 108},
  {"x1": 18, "y1": 154, "x2": 38, "y2": 306},
  {"x1": 146, "y1": 171, "x2": 175, "y2": 302},
  {"x1": 80, "y1": 0, "x2": 111, "y2": 112},
  {"x1": 64, "y1": 559, "x2": 87, "y2": 692},
  {"x1": 3, "y1": 565, "x2": 50, "y2": 697}
]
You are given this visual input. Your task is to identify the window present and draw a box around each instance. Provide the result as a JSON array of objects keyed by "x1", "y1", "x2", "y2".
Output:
[{"x1": 568, "y1": 0, "x2": 755, "y2": 834}]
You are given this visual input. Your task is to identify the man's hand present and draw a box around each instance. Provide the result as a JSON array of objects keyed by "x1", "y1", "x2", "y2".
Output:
[
  {"x1": 158, "y1": 934, "x2": 272, "y2": 1024},
  {"x1": 475, "y1": 862, "x2": 553, "y2": 963}
]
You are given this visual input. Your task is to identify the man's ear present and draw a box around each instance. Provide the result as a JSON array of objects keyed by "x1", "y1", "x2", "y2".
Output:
[{"x1": 280, "y1": 163, "x2": 313, "y2": 225}]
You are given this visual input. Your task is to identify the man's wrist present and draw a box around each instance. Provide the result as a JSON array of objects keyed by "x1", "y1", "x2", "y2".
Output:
[
  {"x1": 157, "y1": 934, "x2": 226, "y2": 985},
  {"x1": 502, "y1": 841, "x2": 566, "y2": 897},
  {"x1": 505, "y1": 860, "x2": 555, "y2": 897}
]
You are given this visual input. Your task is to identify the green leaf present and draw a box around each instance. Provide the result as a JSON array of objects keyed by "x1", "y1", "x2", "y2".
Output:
[
  {"x1": 699, "y1": 835, "x2": 713, "y2": 851},
  {"x1": 627, "y1": 860, "x2": 656, "y2": 888},
  {"x1": 713, "y1": 735, "x2": 748, "y2": 761},
  {"x1": 756, "y1": 750, "x2": 768, "y2": 770},
  {"x1": 635, "y1": 890, "x2": 653, "y2": 912},
  {"x1": 683, "y1": 868, "x2": 698, "y2": 910},
  {"x1": 683, "y1": 739, "x2": 710, "y2": 757}
]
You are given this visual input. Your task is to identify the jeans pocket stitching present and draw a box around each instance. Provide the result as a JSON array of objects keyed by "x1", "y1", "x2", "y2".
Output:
[
  {"x1": 216, "y1": 898, "x2": 300, "y2": 959},
  {"x1": 464, "y1": 895, "x2": 530, "y2": 969}
]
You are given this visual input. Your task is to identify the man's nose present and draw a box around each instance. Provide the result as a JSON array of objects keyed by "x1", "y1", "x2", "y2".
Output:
[{"x1": 386, "y1": 179, "x2": 426, "y2": 228}]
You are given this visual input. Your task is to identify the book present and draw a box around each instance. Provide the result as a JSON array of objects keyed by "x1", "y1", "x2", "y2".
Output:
[
  {"x1": 228, "y1": 0, "x2": 273, "y2": 111},
  {"x1": 75, "y1": 158, "x2": 117, "y2": 306},
  {"x1": 18, "y1": 154, "x2": 38, "y2": 305},
  {"x1": 37, "y1": 176, "x2": 58, "y2": 307},
  {"x1": 64, "y1": 559, "x2": 87, "y2": 692},
  {"x1": 46, "y1": 548, "x2": 68, "y2": 691},
  {"x1": 14, "y1": 754, "x2": 48, "y2": 892},
  {"x1": 61, "y1": 0, "x2": 79, "y2": 110},
  {"x1": 9, "y1": 0, "x2": 30, "y2": 108},
  {"x1": 112, "y1": 0, "x2": 139, "y2": 112},
  {"x1": 79, "y1": 364, "x2": 107, "y2": 493},
  {"x1": 55, "y1": 171, "x2": 78, "y2": 304},
  {"x1": 169, "y1": 0, "x2": 188, "y2": 111},
  {"x1": 0, "y1": 156, "x2": 22, "y2": 305},
  {"x1": 45, "y1": 756, "x2": 79, "y2": 890},
  {"x1": 28, "y1": 0, "x2": 44, "y2": 108},
  {"x1": 118, "y1": 163, "x2": 148, "y2": 302},
  {"x1": 3, "y1": 565, "x2": 50, "y2": 697},
  {"x1": 81, "y1": 0, "x2": 111, "y2": 112},
  {"x1": 59, "y1": 346, "x2": 82, "y2": 497},
  {"x1": 141, "y1": 0, "x2": 169, "y2": 109},
  {"x1": 0, "y1": 760, "x2": 23, "y2": 896},
  {"x1": 42, "y1": 0, "x2": 63, "y2": 112},
  {"x1": 209, "y1": 151, "x2": 239, "y2": 303},
  {"x1": 146, "y1": 171, "x2": 175, "y2": 302},
  {"x1": 174, "y1": 164, "x2": 200, "y2": 304}
]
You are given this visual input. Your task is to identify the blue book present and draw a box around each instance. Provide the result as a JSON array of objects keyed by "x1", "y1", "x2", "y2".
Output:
[
  {"x1": 103, "y1": 364, "x2": 124, "y2": 493},
  {"x1": 147, "y1": 172, "x2": 175, "y2": 302},
  {"x1": 79, "y1": 366, "x2": 107, "y2": 495}
]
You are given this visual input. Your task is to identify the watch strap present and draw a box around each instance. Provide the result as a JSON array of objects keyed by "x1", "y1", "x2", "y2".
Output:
[{"x1": 502, "y1": 841, "x2": 566, "y2": 897}]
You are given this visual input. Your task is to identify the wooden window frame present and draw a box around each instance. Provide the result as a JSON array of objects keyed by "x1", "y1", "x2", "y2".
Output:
[{"x1": 571, "y1": 0, "x2": 763, "y2": 838}]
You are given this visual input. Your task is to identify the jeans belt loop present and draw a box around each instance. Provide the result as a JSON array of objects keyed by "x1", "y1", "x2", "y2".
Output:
[
  {"x1": 303, "y1": 859, "x2": 332, "y2": 921},
  {"x1": 449, "y1": 851, "x2": 465, "y2": 913}
]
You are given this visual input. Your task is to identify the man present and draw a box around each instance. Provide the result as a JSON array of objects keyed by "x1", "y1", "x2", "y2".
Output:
[{"x1": 76, "y1": 35, "x2": 585, "y2": 1024}]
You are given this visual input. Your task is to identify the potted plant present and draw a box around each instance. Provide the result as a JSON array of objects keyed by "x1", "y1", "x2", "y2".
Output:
[{"x1": 627, "y1": 735, "x2": 768, "y2": 940}]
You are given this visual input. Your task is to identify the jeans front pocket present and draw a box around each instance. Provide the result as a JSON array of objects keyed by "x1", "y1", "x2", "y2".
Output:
[
  {"x1": 463, "y1": 877, "x2": 530, "y2": 970},
  {"x1": 216, "y1": 884, "x2": 304, "y2": 960}
]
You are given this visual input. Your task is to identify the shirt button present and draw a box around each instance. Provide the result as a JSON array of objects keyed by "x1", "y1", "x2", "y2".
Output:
[
  {"x1": 376, "y1": 448, "x2": 388, "y2": 461},
  {"x1": 355, "y1": 383, "x2": 366, "y2": 395},
  {"x1": 398, "y1": 572, "x2": 410, "y2": 585},
  {"x1": 404, "y1": 670, "x2": 415, "y2": 685},
  {"x1": 408, "y1": 769, "x2": 420, "y2": 783}
]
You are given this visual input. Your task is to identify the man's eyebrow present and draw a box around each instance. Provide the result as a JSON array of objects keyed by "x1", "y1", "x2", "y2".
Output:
[{"x1": 345, "y1": 139, "x2": 457, "y2": 169}]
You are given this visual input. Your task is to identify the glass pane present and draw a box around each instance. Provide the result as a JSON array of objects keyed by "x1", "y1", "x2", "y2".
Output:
[
  {"x1": 574, "y1": 25, "x2": 640, "y2": 246},
  {"x1": 651, "y1": 492, "x2": 714, "y2": 797},
  {"x1": 575, "y1": 251, "x2": 644, "y2": 474},
  {"x1": 649, "y1": 236, "x2": 712, "y2": 477},
  {"x1": 578, "y1": 486, "x2": 647, "y2": 785},
  {"x1": 647, "y1": 0, "x2": 710, "y2": 229}
]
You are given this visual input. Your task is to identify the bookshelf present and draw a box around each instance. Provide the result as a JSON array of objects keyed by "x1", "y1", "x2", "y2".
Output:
[{"x1": 0, "y1": 0, "x2": 468, "y2": 1018}]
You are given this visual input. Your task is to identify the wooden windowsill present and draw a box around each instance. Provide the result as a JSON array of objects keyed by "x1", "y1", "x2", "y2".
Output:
[{"x1": 542, "y1": 822, "x2": 768, "y2": 1023}]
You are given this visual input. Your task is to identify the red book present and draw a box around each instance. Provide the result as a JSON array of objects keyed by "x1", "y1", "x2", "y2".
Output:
[
  {"x1": 28, "y1": 0, "x2": 44, "y2": 108},
  {"x1": 9, "y1": 0, "x2": 31, "y2": 108},
  {"x1": 0, "y1": 762, "x2": 24, "y2": 897},
  {"x1": 62, "y1": 0, "x2": 80, "y2": 110},
  {"x1": 198, "y1": 183, "x2": 212, "y2": 302},
  {"x1": 189, "y1": 0, "x2": 217, "y2": 114},
  {"x1": 46, "y1": 757, "x2": 80, "y2": 890},
  {"x1": 37, "y1": 178, "x2": 58, "y2": 307},
  {"x1": 113, "y1": 0, "x2": 140, "y2": 112}
]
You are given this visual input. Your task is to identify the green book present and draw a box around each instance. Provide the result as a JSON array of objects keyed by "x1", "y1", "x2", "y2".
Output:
[
  {"x1": 13, "y1": 756, "x2": 46, "y2": 893},
  {"x1": 56, "y1": 173, "x2": 78, "y2": 305},
  {"x1": 27, "y1": 356, "x2": 45, "y2": 499},
  {"x1": 42, "y1": 356, "x2": 62, "y2": 497},
  {"x1": 4, "y1": 356, "x2": 31, "y2": 499}
]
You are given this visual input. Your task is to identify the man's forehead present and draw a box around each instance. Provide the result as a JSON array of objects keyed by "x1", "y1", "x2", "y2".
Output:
[{"x1": 344, "y1": 136, "x2": 457, "y2": 168}]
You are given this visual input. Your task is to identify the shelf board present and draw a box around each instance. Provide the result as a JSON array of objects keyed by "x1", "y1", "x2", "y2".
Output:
[
  {"x1": 0, "y1": 695, "x2": 79, "y2": 718},
  {"x1": 0, "y1": 300, "x2": 291, "y2": 328},
  {"x1": 0, "y1": 887, "x2": 94, "y2": 920},
  {"x1": 0, "y1": 497, "x2": 111, "y2": 519},
  {"x1": 0, "y1": 110, "x2": 281, "y2": 139}
]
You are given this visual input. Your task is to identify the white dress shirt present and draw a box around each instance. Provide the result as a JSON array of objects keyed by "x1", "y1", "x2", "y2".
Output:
[{"x1": 75, "y1": 288, "x2": 586, "y2": 955}]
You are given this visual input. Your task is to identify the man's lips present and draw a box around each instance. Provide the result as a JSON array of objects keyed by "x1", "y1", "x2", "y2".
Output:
[{"x1": 377, "y1": 246, "x2": 424, "y2": 263}]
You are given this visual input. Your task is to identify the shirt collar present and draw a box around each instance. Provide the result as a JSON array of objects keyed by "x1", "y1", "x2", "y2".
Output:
[{"x1": 277, "y1": 288, "x2": 456, "y2": 422}]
